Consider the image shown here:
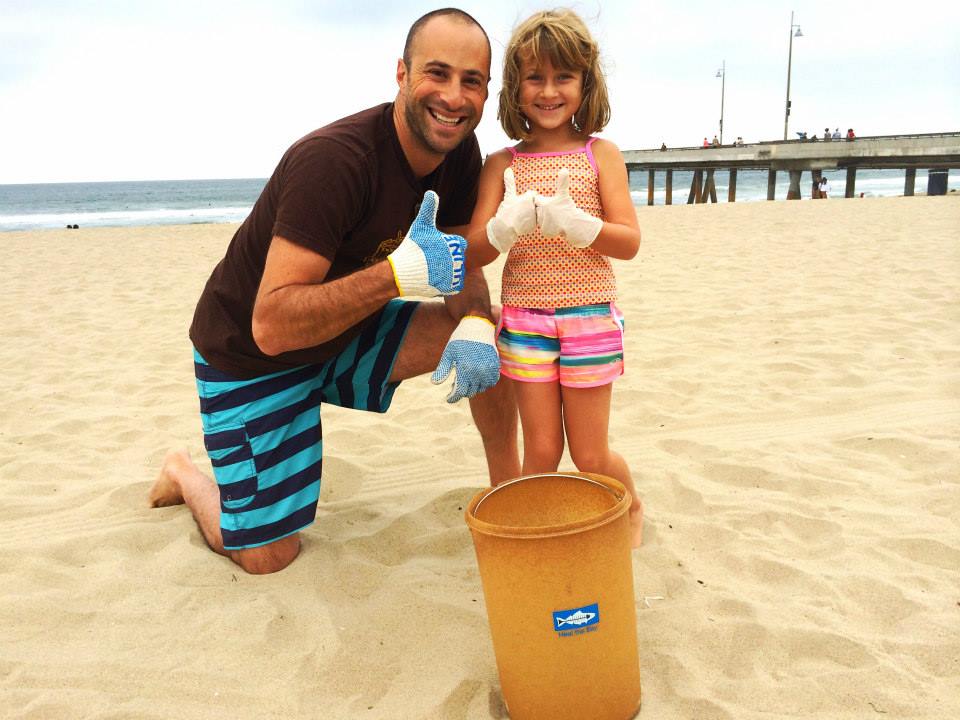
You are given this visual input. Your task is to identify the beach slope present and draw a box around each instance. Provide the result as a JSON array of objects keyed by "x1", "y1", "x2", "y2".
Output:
[{"x1": 1, "y1": 196, "x2": 957, "y2": 719}]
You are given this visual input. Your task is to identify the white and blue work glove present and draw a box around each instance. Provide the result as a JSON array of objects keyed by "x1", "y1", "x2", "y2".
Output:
[
  {"x1": 387, "y1": 191, "x2": 466, "y2": 297},
  {"x1": 430, "y1": 316, "x2": 501, "y2": 403},
  {"x1": 535, "y1": 168, "x2": 603, "y2": 249},
  {"x1": 486, "y1": 167, "x2": 537, "y2": 254}
]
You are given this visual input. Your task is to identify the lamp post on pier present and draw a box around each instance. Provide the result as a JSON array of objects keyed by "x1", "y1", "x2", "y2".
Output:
[
  {"x1": 716, "y1": 60, "x2": 726, "y2": 145},
  {"x1": 783, "y1": 11, "x2": 803, "y2": 141}
]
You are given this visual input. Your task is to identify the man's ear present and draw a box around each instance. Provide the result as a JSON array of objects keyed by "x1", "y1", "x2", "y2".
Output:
[{"x1": 396, "y1": 58, "x2": 407, "y2": 87}]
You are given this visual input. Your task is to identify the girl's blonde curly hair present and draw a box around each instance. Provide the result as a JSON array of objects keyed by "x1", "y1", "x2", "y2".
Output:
[{"x1": 497, "y1": 9, "x2": 611, "y2": 141}]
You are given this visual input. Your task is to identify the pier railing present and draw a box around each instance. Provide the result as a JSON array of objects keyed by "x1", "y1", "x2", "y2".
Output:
[{"x1": 624, "y1": 132, "x2": 960, "y2": 202}]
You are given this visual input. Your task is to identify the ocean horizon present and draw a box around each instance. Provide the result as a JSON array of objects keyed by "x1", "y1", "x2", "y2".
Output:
[{"x1": 1, "y1": 169, "x2": 956, "y2": 232}]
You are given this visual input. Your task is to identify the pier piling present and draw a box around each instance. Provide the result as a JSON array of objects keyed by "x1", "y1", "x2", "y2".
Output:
[{"x1": 845, "y1": 168, "x2": 857, "y2": 198}]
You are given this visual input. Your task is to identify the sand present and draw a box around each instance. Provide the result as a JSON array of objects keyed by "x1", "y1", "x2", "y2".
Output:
[{"x1": 1, "y1": 196, "x2": 958, "y2": 719}]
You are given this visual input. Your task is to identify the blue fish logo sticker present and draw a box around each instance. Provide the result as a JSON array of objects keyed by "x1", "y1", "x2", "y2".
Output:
[{"x1": 553, "y1": 603, "x2": 600, "y2": 632}]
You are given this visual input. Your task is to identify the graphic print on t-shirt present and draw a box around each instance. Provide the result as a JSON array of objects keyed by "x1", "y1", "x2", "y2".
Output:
[{"x1": 364, "y1": 230, "x2": 405, "y2": 266}]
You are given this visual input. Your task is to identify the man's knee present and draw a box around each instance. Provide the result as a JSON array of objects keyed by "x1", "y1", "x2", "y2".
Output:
[
  {"x1": 389, "y1": 302, "x2": 456, "y2": 381},
  {"x1": 229, "y1": 533, "x2": 301, "y2": 575}
]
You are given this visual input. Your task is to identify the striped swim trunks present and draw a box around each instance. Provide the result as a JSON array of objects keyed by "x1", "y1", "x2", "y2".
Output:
[
  {"x1": 496, "y1": 303, "x2": 625, "y2": 388},
  {"x1": 194, "y1": 299, "x2": 417, "y2": 550}
]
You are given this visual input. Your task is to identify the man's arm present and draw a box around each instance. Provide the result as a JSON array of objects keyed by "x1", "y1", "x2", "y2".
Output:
[
  {"x1": 440, "y1": 223, "x2": 493, "y2": 323},
  {"x1": 251, "y1": 235, "x2": 398, "y2": 357},
  {"x1": 252, "y1": 190, "x2": 465, "y2": 357}
]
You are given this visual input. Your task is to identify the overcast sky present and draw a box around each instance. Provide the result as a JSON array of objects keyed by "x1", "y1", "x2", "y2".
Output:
[{"x1": 2, "y1": 0, "x2": 958, "y2": 184}]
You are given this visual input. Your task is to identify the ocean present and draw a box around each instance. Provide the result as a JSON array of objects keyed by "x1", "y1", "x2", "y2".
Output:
[
  {"x1": 0, "y1": 169, "x2": 955, "y2": 232},
  {"x1": 0, "y1": 179, "x2": 265, "y2": 232}
]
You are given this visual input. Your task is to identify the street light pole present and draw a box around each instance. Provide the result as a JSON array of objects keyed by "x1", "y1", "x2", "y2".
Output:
[
  {"x1": 716, "y1": 60, "x2": 726, "y2": 145},
  {"x1": 783, "y1": 11, "x2": 803, "y2": 140}
]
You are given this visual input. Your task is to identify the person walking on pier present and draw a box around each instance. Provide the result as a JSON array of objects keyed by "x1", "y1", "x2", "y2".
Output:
[{"x1": 464, "y1": 8, "x2": 644, "y2": 546}]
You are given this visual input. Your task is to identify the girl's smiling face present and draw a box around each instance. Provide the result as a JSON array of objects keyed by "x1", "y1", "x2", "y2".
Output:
[{"x1": 518, "y1": 54, "x2": 583, "y2": 134}]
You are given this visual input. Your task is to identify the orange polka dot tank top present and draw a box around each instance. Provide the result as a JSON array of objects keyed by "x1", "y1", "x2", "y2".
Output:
[{"x1": 501, "y1": 137, "x2": 617, "y2": 309}]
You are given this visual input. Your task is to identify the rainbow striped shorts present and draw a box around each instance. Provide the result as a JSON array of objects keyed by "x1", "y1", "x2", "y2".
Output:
[{"x1": 496, "y1": 303, "x2": 625, "y2": 388}]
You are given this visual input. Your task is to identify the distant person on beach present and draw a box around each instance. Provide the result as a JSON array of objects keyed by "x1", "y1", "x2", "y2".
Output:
[
  {"x1": 149, "y1": 9, "x2": 520, "y2": 574},
  {"x1": 820, "y1": 176, "x2": 831, "y2": 199},
  {"x1": 464, "y1": 9, "x2": 643, "y2": 546}
]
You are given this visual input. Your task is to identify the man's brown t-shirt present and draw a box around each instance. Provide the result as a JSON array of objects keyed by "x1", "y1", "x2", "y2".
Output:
[{"x1": 189, "y1": 103, "x2": 481, "y2": 379}]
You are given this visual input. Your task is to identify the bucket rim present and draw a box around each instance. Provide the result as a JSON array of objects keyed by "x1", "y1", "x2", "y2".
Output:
[{"x1": 465, "y1": 472, "x2": 630, "y2": 539}]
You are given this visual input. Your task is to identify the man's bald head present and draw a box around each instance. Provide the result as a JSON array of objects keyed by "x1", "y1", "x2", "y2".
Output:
[{"x1": 403, "y1": 8, "x2": 491, "y2": 70}]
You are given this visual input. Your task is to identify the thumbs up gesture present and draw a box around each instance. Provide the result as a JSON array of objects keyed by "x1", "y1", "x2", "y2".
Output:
[
  {"x1": 486, "y1": 167, "x2": 537, "y2": 254},
  {"x1": 388, "y1": 190, "x2": 465, "y2": 297},
  {"x1": 535, "y1": 168, "x2": 603, "y2": 249},
  {"x1": 430, "y1": 316, "x2": 500, "y2": 403}
]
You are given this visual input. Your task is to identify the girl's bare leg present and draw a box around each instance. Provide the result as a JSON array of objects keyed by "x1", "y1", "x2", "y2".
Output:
[
  {"x1": 512, "y1": 379, "x2": 565, "y2": 474},
  {"x1": 561, "y1": 384, "x2": 643, "y2": 547}
]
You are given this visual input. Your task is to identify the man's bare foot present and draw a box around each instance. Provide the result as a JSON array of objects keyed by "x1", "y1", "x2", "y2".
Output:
[
  {"x1": 629, "y1": 496, "x2": 644, "y2": 549},
  {"x1": 148, "y1": 449, "x2": 193, "y2": 507}
]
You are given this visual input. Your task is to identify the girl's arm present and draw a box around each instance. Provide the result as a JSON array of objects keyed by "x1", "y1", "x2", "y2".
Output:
[
  {"x1": 591, "y1": 139, "x2": 641, "y2": 260},
  {"x1": 465, "y1": 149, "x2": 514, "y2": 269}
]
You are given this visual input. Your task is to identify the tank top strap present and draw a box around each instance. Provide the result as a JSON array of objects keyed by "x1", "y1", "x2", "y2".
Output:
[{"x1": 584, "y1": 137, "x2": 599, "y2": 175}]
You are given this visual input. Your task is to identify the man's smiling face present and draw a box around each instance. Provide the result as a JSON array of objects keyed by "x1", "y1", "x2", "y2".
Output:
[{"x1": 396, "y1": 15, "x2": 490, "y2": 160}]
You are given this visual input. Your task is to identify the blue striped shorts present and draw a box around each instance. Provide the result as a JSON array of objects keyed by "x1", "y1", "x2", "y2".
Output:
[{"x1": 194, "y1": 299, "x2": 418, "y2": 550}]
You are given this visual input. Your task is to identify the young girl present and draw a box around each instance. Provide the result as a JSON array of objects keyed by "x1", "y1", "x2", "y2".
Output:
[{"x1": 468, "y1": 9, "x2": 643, "y2": 545}]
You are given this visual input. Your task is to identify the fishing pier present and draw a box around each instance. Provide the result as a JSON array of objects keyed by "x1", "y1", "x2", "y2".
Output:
[{"x1": 623, "y1": 132, "x2": 960, "y2": 204}]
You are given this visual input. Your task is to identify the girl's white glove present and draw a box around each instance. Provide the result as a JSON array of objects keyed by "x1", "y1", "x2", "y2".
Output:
[
  {"x1": 486, "y1": 168, "x2": 537, "y2": 254},
  {"x1": 535, "y1": 168, "x2": 603, "y2": 249}
]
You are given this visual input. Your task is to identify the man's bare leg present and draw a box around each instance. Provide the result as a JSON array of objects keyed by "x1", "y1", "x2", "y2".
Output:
[
  {"x1": 390, "y1": 302, "x2": 520, "y2": 485},
  {"x1": 469, "y1": 378, "x2": 520, "y2": 485},
  {"x1": 149, "y1": 450, "x2": 300, "y2": 574}
]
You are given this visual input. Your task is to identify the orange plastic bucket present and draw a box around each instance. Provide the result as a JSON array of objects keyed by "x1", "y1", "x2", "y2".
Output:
[{"x1": 465, "y1": 472, "x2": 641, "y2": 720}]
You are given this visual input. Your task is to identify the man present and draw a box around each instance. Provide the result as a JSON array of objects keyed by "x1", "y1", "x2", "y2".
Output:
[{"x1": 149, "y1": 9, "x2": 520, "y2": 574}]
